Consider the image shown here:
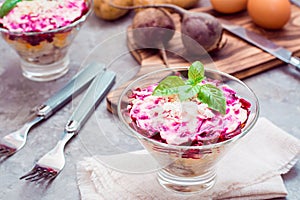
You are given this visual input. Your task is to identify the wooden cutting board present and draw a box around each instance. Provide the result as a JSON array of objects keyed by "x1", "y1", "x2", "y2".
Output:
[{"x1": 106, "y1": 5, "x2": 300, "y2": 113}]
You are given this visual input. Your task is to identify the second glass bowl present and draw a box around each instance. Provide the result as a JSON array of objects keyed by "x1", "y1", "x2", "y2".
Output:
[{"x1": 0, "y1": 0, "x2": 92, "y2": 81}]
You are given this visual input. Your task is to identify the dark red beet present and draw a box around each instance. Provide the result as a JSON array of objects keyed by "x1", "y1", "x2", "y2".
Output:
[
  {"x1": 131, "y1": 8, "x2": 176, "y2": 49},
  {"x1": 109, "y1": 2, "x2": 223, "y2": 54}
]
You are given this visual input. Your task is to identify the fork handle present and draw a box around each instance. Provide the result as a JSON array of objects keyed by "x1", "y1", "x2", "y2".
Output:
[
  {"x1": 36, "y1": 62, "x2": 105, "y2": 119},
  {"x1": 65, "y1": 70, "x2": 116, "y2": 134}
]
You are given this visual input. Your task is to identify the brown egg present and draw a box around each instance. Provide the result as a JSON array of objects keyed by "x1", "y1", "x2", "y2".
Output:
[
  {"x1": 247, "y1": 0, "x2": 291, "y2": 29},
  {"x1": 210, "y1": 0, "x2": 248, "y2": 14}
]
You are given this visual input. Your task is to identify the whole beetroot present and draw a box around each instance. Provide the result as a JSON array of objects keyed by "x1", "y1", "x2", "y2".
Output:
[
  {"x1": 180, "y1": 12, "x2": 223, "y2": 54},
  {"x1": 109, "y1": 2, "x2": 223, "y2": 54},
  {"x1": 131, "y1": 8, "x2": 176, "y2": 48}
]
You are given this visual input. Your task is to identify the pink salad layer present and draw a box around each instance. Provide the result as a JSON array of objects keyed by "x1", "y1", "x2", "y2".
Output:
[
  {"x1": 0, "y1": 0, "x2": 87, "y2": 32},
  {"x1": 128, "y1": 81, "x2": 251, "y2": 146}
]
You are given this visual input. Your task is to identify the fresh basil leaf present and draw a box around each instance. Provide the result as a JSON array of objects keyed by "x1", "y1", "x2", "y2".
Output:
[
  {"x1": 178, "y1": 85, "x2": 201, "y2": 101},
  {"x1": 0, "y1": 0, "x2": 21, "y2": 18},
  {"x1": 198, "y1": 84, "x2": 226, "y2": 115},
  {"x1": 152, "y1": 87, "x2": 179, "y2": 96},
  {"x1": 152, "y1": 61, "x2": 226, "y2": 115},
  {"x1": 152, "y1": 76, "x2": 185, "y2": 96},
  {"x1": 188, "y1": 61, "x2": 205, "y2": 85},
  {"x1": 185, "y1": 79, "x2": 194, "y2": 86}
]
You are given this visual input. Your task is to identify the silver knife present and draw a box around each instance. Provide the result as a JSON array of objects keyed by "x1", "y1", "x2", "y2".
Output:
[
  {"x1": 65, "y1": 69, "x2": 116, "y2": 134},
  {"x1": 219, "y1": 19, "x2": 300, "y2": 72}
]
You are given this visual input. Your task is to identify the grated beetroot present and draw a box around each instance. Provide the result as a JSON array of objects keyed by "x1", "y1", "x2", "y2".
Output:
[{"x1": 128, "y1": 81, "x2": 251, "y2": 150}]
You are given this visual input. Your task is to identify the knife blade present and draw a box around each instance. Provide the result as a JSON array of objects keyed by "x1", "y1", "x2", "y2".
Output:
[{"x1": 219, "y1": 19, "x2": 300, "y2": 71}]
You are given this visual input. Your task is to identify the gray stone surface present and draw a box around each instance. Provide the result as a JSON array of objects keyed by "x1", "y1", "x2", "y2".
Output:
[{"x1": 0, "y1": 4, "x2": 300, "y2": 200}]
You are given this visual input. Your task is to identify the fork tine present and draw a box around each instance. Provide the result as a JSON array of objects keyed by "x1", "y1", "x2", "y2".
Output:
[
  {"x1": 28, "y1": 173, "x2": 44, "y2": 182},
  {"x1": 35, "y1": 174, "x2": 54, "y2": 184},
  {"x1": 0, "y1": 149, "x2": 7, "y2": 154},
  {"x1": 0, "y1": 146, "x2": 8, "y2": 152},
  {"x1": 0, "y1": 149, "x2": 10, "y2": 156},
  {"x1": 1, "y1": 150, "x2": 13, "y2": 155},
  {"x1": 35, "y1": 171, "x2": 57, "y2": 183},
  {"x1": 29, "y1": 167, "x2": 51, "y2": 182},
  {"x1": 45, "y1": 170, "x2": 58, "y2": 180},
  {"x1": 20, "y1": 166, "x2": 59, "y2": 183},
  {"x1": 20, "y1": 166, "x2": 40, "y2": 180},
  {"x1": 0, "y1": 145, "x2": 14, "y2": 155},
  {"x1": 29, "y1": 174, "x2": 46, "y2": 182}
]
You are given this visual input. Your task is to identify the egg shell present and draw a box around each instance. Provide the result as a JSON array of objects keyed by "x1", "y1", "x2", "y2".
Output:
[{"x1": 247, "y1": 0, "x2": 291, "y2": 30}]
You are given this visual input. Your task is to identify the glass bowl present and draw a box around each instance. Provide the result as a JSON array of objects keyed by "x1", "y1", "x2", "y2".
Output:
[
  {"x1": 0, "y1": 0, "x2": 92, "y2": 81},
  {"x1": 117, "y1": 66, "x2": 259, "y2": 194}
]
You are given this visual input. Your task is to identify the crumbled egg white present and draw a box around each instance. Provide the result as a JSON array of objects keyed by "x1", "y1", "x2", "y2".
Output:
[{"x1": 129, "y1": 83, "x2": 249, "y2": 145}]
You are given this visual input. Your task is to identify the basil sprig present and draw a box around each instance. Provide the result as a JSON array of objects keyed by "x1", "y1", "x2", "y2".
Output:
[
  {"x1": 0, "y1": 0, "x2": 22, "y2": 18},
  {"x1": 152, "y1": 61, "x2": 226, "y2": 115}
]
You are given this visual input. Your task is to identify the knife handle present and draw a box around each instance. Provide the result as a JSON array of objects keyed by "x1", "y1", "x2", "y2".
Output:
[
  {"x1": 289, "y1": 56, "x2": 300, "y2": 72},
  {"x1": 36, "y1": 62, "x2": 105, "y2": 119},
  {"x1": 65, "y1": 70, "x2": 116, "y2": 135},
  {"x1": 290, "y1": 0, "x2": 300, "y2": 7}
]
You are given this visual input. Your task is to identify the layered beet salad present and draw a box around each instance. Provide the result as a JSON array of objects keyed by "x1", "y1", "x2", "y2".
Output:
[
  {"x1": 120, "y1": 61, "x2": 256, "y2": 191},
  {"x1": 128, "y1": 62, "x2": 251, "y2": 147},
  {"x1": 0, "y1": 0, "x2": 89, "y2": 65},
  {"x1": 125, "y1": 62, "x2": 252, "y2": 177}
]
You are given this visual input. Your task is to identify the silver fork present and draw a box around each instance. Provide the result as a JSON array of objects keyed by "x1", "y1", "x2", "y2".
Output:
[
  {"x1": 0, "y1": 63, "x2": 105, "y2": 158},
  {"x1": 20, "y1": 69, "x2": 116, "y2": 182}
]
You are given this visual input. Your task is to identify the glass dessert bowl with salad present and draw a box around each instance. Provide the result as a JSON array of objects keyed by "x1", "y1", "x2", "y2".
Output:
[
  {"x1": 118, "y1": 61, "x2": 259, "y2": 194},
  {"x1": 0, "y1": 0, "x2": 92, "y2": 81}
]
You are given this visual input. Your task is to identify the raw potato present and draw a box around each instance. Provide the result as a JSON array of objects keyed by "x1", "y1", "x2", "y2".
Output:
[
  {"x1": 133, "y1": 0, "x2": 167, "y2": 12},
  {"x1": 94, "y1": 0, "x2": 133, "y2": 21},
  {"x1": 170, "y1": 0, "x2": 199, "y2": 9},
  {"x1": 133, "y1": 0, "x2": 199, "y2": 9}
]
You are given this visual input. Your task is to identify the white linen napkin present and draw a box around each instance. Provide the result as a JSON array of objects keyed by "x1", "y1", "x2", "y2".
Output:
[{"x1": 76, "y1": 118, "x2": 300, "y2": 200}]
